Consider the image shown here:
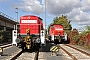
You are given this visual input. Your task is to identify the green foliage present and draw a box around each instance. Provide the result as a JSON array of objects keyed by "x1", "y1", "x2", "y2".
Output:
[
  {"x1": 0, "y1": 25, "x2": 4, "y2": 30},
  {"x1": 0, "y1": 28, "x2": 11, "y2": 43},
  {"x1": 68, "y1": 28, "x2": 79, "y2": 44},
  {"x1": 86, "y1": 26, "x2": 90, "y2": 32},
  {"x1": 47, "y1": 23, "x2": 53, "y2": 34},
  {"x1": 73, "y1": 35, "x2": 79, "y2": 44},
  {"x1": 78, "y1": 40, "x2": 84, "y2": 46},
  {"x1": 79, "y1": 31, "x2": 88, "y2": 37},
  {"x1": 78, "y1": 26, "x2": 90, "y2": 47},
  {"x1": 67, "y1": 24, "x2": 90, "y2": 49},
  {"x1": 0, "y1": 26, "x2": 4, "y2": 43}
]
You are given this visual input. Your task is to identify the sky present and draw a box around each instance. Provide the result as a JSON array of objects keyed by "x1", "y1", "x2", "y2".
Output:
[{"x1": 0, "y1": 0, "x2": 90, "y2": 32}]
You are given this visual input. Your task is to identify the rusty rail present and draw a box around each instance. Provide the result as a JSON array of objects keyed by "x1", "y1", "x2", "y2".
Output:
[
  {"x1": 10, "y1": 50, "x2": 23, "y2": 60},
  {"x1": 59, "y1": 45, "x2": 77, "y2": 60},
  {"x1": 65, "y1": 44, "x2": 90, "y2": 56},
  {"x1": 34, "y1": 50, "x2": 39, "y2": 60}
]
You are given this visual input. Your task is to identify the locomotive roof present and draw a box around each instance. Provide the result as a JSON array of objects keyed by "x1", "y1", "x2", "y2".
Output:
[
  {"x1": 50, "y1": 24, "x2": 63, "y2": 26},
  {"x1": 21, "y1": 15, "x2": 42, "y2": 20}
]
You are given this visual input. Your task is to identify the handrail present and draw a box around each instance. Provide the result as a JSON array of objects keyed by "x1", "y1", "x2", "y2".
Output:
[{"x1": 0, "y1": 11, "x2": 17, "y2": 22}]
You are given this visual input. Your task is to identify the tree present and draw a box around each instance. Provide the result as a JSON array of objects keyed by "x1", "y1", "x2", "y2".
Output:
[{"x1": 86, "y1": 26, "x2": 90, "y2": 32}]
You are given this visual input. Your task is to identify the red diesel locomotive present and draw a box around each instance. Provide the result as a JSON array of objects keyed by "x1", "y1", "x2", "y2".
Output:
[
  {"x1": 12, "y1": 15, "x2": 45, "y2": 50},
  {"x1": 48, "y1": 24, "x2": 67, "y2": 43}
]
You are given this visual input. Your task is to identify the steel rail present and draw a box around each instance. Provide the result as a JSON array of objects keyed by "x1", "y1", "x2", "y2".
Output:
[
  {"x1": 34, "y1": 50, "x2": 39, "y2": 60},
  {"x1": 65, "y1": 44, "x2": 90, "y2": 56},
  {"x1": 0, "y1": 44, "x2": 12, "y2": 48},
  {"x1": 59, "y1": 45, "x2": 77, "y2": 60},
  {"x1": 34, "y1": 47, "x2": 39, "y2": 60},
  {"x1": 10, "y1": 50, "x2": 23, "y2": 60}
]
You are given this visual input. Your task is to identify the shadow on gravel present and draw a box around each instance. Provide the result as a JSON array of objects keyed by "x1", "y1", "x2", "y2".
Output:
[
  {"x1": 1, "y1": 54, "x2": 9, "y2": 56},
  {"x1": 39, "y1": 41, "x2": 56, "y2": 52},
  {"x1": 23, "y1": 47, "x2": 39, "y2": 53},
  {"x1": 22, "y1": 41, "x2": 58, "y2": 53}
]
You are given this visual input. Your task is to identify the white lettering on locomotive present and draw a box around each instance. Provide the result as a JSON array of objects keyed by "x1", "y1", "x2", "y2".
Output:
[
  {"x1": 55, "y1": 28, "x2": 63, "y2": 30},
  {"x1": 21, "y1": 20, "x2": 37, "y2": 23}
]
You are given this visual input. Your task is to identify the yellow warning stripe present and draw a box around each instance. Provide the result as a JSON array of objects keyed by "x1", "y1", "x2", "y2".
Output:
[
  {"x1": 50, "y1": 46, "x2": 56, "y2": 51},
  {"x1": 56, "y1": 49, "x2": 59, "y2": 52},
  {"x1": 52, "y1": 47, "x2": 58, "y2": 52},
  {"x1": 50, "y1": 46, "x2": 58, "y2": 52}
]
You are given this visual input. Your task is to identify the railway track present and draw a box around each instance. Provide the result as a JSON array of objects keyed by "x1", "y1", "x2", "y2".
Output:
[
  {"x1": 4, "y1": 47, "x2": 47, "y2": 60},
  {"x1": 5, "y1": 47, "x2": 39, "y2": 60},
  {"x1": 59, "y1": 44, "x2": 90, "y2": 60},
  {"x1": 0, "y1": 43, "x2": 12, "y2": 50},
  {"x1": 13, "y1": 51, "x2": 38, "y2": 60},
  {"x1": 1, "y1": 44, "x2": 12, "y2": 48}
]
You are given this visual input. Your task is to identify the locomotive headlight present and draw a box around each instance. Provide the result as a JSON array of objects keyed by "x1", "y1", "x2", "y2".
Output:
[
  {"x1": 36, "y1": 38, "x2": 41, "y2": 43},
  {"x1": 14, "y1": 34, "x2": 16, "y2": 36},
  {"x1": 16, "y1": 38, "x2": 20, "y2": 43}
]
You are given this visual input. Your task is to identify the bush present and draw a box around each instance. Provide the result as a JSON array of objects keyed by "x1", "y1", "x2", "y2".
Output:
[
  {"x1": 69, "y1": 26, "x2": 90, "y2": 49},
  {"x1": 0, "y1": 31, "x2": 11, "y2": 43},
  {"x1": 68, "y1": 28, "x2": 79, "y2": 44}
]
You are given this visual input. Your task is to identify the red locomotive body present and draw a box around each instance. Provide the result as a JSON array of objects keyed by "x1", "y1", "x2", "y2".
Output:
[
  {"x1": 48, "y1": 24, "x2": 67, "y2": 43},
  {"x1": 20, "y1": 15, "x2": 43, "y2": 35}
]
